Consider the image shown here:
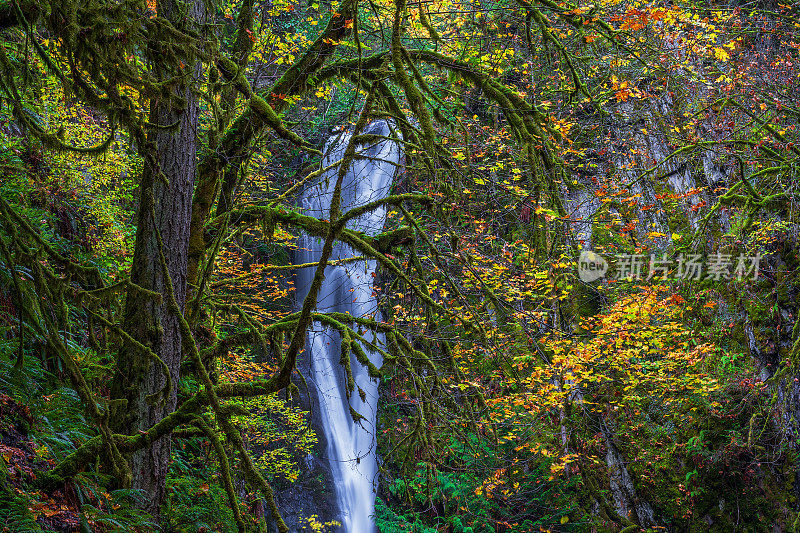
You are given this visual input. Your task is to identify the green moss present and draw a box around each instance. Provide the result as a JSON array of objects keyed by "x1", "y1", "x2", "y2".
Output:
[{"x1": 569, "y1": 282, "x2": 603, "y2": 319}]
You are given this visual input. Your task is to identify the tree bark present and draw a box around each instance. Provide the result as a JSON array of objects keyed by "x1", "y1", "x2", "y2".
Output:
[{"x1": 109, "y1": 0, "x2": 203, "y2": 519}]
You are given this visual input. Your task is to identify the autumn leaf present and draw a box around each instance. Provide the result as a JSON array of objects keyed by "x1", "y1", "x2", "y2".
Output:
[{"x1": 611, "y1": 75, "x2": 631, "y2": 101}]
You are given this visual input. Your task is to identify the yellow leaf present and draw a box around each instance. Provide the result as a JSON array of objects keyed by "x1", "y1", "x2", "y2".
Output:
[{"x1": 713, "y1": 47, "x2": 730, "y2": 62}]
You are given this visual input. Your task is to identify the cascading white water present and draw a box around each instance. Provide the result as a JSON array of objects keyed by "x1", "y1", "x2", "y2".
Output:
[{"x1": 294, "y1": 120, "x2": 402, "y2": 533}]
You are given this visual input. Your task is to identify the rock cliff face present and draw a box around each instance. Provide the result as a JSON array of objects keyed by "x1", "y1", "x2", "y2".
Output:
[
  {"x1": 561, "y1": 30, "x2": 799, "y2": 519},
  {"x1": 269, "y1": 390, "x2": 339, "y2": 532}
]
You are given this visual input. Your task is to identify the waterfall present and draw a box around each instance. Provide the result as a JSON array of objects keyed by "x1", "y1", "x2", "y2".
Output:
[{"x1": 294, "y1": 120, "x2": 402, "y2": 533}]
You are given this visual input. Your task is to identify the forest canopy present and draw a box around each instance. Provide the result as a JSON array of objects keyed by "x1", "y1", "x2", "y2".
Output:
[{"x1": 0, "y1": 0, "x2": 798, "y2": 530}]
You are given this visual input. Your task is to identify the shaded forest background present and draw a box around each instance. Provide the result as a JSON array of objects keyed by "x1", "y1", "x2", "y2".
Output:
[{"x1": 0, "y1": 0, "x2": 798, "y2": 530}]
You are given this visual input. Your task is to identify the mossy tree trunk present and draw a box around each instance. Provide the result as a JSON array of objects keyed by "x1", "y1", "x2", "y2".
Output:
[{"x1": 109, "y1": 0, "x2": 204, "y2": 520}]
